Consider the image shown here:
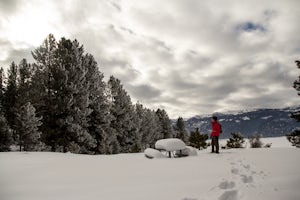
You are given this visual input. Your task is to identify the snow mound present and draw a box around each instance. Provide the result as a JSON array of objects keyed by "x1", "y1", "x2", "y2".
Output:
[
  {"x1": 144, "y1": 148, "x2": 165, "y2": 159},
  {"x1": 175, "y1": 146, "x2": 198, "y2": 156},
  {"x1": 155, "y1": 138, "x2": 186, "y2": 151}
]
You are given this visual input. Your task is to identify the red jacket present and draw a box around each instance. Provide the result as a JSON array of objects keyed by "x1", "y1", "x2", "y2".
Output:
[{"x1": 211, "y1": 121, "x2": 221, "y2": 137}]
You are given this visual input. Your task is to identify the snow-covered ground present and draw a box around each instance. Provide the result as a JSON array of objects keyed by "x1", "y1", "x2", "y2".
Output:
[{"x1": 0, "y1": 137, "x2": 299, "y2": 200}]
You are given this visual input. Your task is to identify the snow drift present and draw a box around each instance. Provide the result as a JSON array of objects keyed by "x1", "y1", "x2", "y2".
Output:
[
  {"x1": 144, "y1": 148, "x2": 166, "y2": 159},
  {"x1": 0, "y1": 137, "x2": 299, "y2": 200}
]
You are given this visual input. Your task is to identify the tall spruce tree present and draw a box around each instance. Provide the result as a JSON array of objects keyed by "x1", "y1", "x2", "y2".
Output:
[
  {"x1": 156, "y1": 109, "x2": 173, "y2": 139},
  {"x1": 84, "y1": 54, "x2": 117, "y2": 154},
  {"x1": 108, "y1": 76, "x2": 135, "y2": 153},
  {"x1": 174, "y1": 117, "x2": 189, "y2": 143},
  {"x1": 3, "y1": 62, "x2": 18, "y2": 139},
  {"x1": 31, "y1": 36, "x2": 97, "y2": 153},
  {"x1": 132, "y1": 102, "x2": 144, "y2": 152},
  {"x1": 16, "y1": 59, "x2": 33, "y2": 108},
  {"x1": 15, "y1": 102, "x2": 42, "y2": 151},
  {"x1": 30, "y1": 34, "x2": 58, "y2": 150},
  {"x1": 134, "y1": 104, "x2": 160, "y2": 150},
  {"x1": 0, "y1": 110, "x2": 13, "y2": 151},
  {"x1": 0, "y1": 68, "x2": 13, "y2": 150},
  {"x1": 51, "y1": 38, "x2": 96, "y2": 153}
]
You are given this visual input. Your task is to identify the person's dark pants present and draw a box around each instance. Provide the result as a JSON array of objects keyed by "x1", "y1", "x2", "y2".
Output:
[{"x1": 211, "y1": 136, "x2": 219, "y2": 153}]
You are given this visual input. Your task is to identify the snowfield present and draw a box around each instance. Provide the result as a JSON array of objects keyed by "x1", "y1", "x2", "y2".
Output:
[{"x1": 0, "y1": 137, "x2": 299, "y2": 200}]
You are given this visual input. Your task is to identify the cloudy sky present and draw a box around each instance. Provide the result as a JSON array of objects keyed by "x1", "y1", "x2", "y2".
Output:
[{"x1": 0, "y1": 0, "x2": 299, "y2": 118}]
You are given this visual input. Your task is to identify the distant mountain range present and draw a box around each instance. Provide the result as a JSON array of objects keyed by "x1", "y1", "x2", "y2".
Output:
[{"x1": 183, "y1": 106, "x2": 300, "y2": 139}]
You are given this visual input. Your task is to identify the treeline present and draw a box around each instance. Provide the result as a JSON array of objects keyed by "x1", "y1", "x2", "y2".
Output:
[{"x1": 0, "y1": 34, "x2": 177, "y2": 154}]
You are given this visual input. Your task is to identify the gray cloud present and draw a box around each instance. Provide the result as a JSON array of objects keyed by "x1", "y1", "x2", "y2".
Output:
[
  {"x1": 126, "y1": 84, "x2": 162, "y2": 101},
  {"x1": 0, "y1": 0, "x2": 299, "y2": 118},
  {"x1": 109, "y1": 1, "x2": 122, "y2": 12},
  {"x1": 0, "y1": 0, "x2": 19, "y2": 14},
  {"x1": 0, "y1": 39, "x2": 34, "y2": 68}
]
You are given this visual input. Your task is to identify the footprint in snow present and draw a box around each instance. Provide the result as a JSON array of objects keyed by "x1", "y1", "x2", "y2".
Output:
[
  {"x1": 243, "y1": 164, "x2": 251, "y2": 170},
  {"x1": 219, "y1": 180, "x2": 236, "y2": 190},
  {"x1": 231, "y1": 168, "x2": 239, "y2": 175},
  {"x1": 218, "y1": 190, "x2": 239, "y2": 200},
  {"x1": 240, "y1": 175, "x2": 253, "y2": 183}
]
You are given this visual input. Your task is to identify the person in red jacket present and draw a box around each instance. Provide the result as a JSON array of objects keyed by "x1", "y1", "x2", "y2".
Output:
[{"x1": 210, "y1": 116, "x2": 221, "y2": 153}]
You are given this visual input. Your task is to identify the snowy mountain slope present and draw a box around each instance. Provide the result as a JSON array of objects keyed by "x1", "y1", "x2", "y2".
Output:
[
  {"x1": 0, "y1": 137, "x2": 299, "y2": 200},
  {"x1": 185, "y1": 107, "x2": 300, "y2": 138}
]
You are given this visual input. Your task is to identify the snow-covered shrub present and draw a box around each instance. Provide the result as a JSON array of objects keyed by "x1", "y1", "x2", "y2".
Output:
[
  {"x1": 144, "y1": 148, "x2": 166, "y2": 159},
  {"x1": 226, "y1": 132, "x2": 245, "y2": 148},
  {"x1": 286, "y1": 129, "x2": 300, "y2": 148},
  {"x1": 175, "y1": 146, "x2": 197, "y2": 157},
  {"x1": 248, "y1": 134, "x2": 263, "y2": 148}
]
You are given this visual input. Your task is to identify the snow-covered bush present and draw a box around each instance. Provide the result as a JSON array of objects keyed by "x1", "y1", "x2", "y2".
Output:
[
  {"x1": 175, "y1": 146, "x2": 197, "y2": 157},
  {"x1": 248, "y1": 134, "x2": 263, "y2": 148},
  {"x1": 286, "y1": 129, "x2": 300, "y2": 148},
  {"x1": 144, "y1": 148, "x2": 166, "y2": 159},
  {"x1": 226, "y1": 132, "x2": 245, "y2": 148}
]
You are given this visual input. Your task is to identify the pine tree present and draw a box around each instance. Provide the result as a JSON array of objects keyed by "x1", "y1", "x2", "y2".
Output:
[
  {"x1": 52, "y1": 38, "x2": 96, "y2": 153},
  {"x1": 108, "y1": 76, "x2": 135, "y2": 153},
  {"x1": 226, "y1": 132, "x2": 245, "y2": 148},
  {"x1": 3, "y1": 62, "x2": 18, "y2": 142},
  {"x1": 199, "y1": 132, "x2": 209, "y2": 149},
  {"x1": 16, "y1": 59, "x2": 33, "y2": 108},
  {"x1": 189, "y1": 128, "x2": 208, "y2": 149},
  {"x1": 174, "y1": 117, "x2": 189, "y2": 143},
  {"x1": 189, "y1": 128, "x2": 200, "y2": 149},
  {"x1": 32, "y1": 33, "x2": 57, "y2": 71},
  {"x1": 30, "y1": 34, "x2": 58, "y2": 151},
  {"x1": 156, "y1": 109, "x2": 173, "y2": 139},
  {"x1": 132, "y1": 102, "x2": 144, "y2": 152},
  {"x1": 291, "y1": 60, "x2": 300, "y2": 121},
  {"x1": 31, "y1": 36, "x2": 98, "y2": 153},
  {"x1": 0, "y1": 69, "x2": 13, "y2": 151},
  {"x1": 286, "y1": 129, "x2": 300, "y2": 148},
  {"x1": 0, "y1": 67, "x2": 4, "y2": 106},
  {"x1": 135, "y1": 104, "x2": 160, "y2": 150},
  {"x1": 15, "y1": 102, "x2": 42, "y2": 151},
  {"x1": 84, "y1": 54, "x2": 116, "y2": 154},
  {"x1": 287, "y1": 60, "x2": 300, "y2": 147},
  {"x1": 0, "y1": 111, "x2": 13, "y2": 151}
]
